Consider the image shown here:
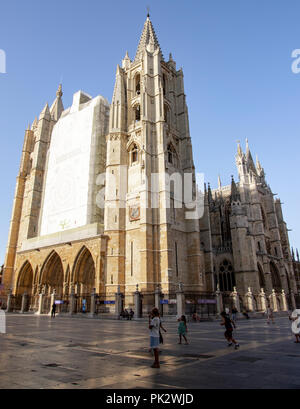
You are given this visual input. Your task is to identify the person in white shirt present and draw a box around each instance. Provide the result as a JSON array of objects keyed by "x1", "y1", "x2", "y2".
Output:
[{"x1": 149, "y1": 307, "x2": 161, "y2": 368}]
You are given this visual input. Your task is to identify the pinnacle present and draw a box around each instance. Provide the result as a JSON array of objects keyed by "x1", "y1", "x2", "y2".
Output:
[
  {"x1": 135, "y1": 16, "x2": 162, "y2": 61},
  {"x1": 56, "y1": 83, "x2": 63, "y2": 98}
]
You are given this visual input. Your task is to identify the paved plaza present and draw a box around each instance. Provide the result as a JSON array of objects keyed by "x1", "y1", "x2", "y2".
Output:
[{"x1": 0, "y1": 314, "x2": 299, "y2": 389}]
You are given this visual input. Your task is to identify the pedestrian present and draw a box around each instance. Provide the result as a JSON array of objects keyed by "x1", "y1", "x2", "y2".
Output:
[
  {"x1": 289, "y1": 313, "x2": 300, "y2": 343},
  {"x1": 220, "y1": 311, "x2": 239, "y2": 349},
  {"x1": 129, "y1": 308, "x2": 134, "y2": 320},
  {"x1": 51, "y1": 302, "x2": 56, "y2": 318},
  {"x1": 178, "y1": 315, "x2": 189, "y2": 345},
  {"x1": 159, "y1": 316, "x2": 167, "y2": 345},
  {"x1": 231, "y1": 307, "x2": 238, "y2": 324},
  {"x1": 149, "y1": 307, "x2": 161, "y2": 368},
  {"x1": 266, "y1": 306, "x2": 274, "y2": 324}
]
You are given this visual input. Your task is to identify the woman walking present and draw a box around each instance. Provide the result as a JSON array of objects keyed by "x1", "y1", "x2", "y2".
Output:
[{"x1": 149, "y1": 308, "x2": 161, "y2": 368}]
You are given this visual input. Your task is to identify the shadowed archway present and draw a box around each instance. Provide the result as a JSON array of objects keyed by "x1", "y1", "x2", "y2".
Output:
[
  {"x1": 40, "y1": 251, "x2": 64, "y2": 296},
  {"x1": 72, "y1": 247, "x2": 96, "y2": 294},
  {"x1": 16, "y1": 261, "x2": 33, "y2": 296},
  {"x1": 270, "y1": 262, "x2": 281, "y2": 292}
]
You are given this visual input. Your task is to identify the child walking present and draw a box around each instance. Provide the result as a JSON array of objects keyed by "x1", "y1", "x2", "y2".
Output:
[
  {"x1": 220, "y1": 311, "x2": 240, "y2": 350},
  {"x1": 178, "y1": 315, "x2": 189, "y2": 345}
]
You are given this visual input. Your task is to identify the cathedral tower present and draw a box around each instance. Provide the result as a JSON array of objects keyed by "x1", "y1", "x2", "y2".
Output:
[{"x1": 104, "y1": 15, "x2": 205, "y2": 305}]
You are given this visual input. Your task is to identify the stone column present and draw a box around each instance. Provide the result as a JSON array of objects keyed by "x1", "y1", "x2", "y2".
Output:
[
  {"x1": 215, "y1": 287, "x2": 223, "y2": 315},
  {"x1": 280, "y1": 289, "x2": 288, "y2": 311},
  {"x1": 176, "y1": 283, "x2": 185, "y2": 318},
  {"x1": 155, "y1": 285, "x2": 163, "y2": 316},
  {"x1": 231, "y1": 287, "x2": 240, "y2": 312},
  {"x1": 20, "y1": 292, "x2": 28, "y2": 314},
  {"x1": 134, "y1": 284, "x2": 142, "y2": 318},
  {"x1": 49, "y1": 290, "x2": 56, "y2": 315},
  {"x1": 259, "y1": 288, "x2": 267, "y2": 312},
  {"x1": 115, "y1": 286, "x2": 123, "y2": 319},
  {"x1": 6, "y1": 289, "x2": 13, "y2": 313},
  {"x1": 69, "y1": 287, "x2": 76, "y2": 315},
  {"x1": 89, "y1": 289, "x2": 96, "y2": 317},
  {"x1": 37, "y1": 293, "x2": 44, "y2": 315}
]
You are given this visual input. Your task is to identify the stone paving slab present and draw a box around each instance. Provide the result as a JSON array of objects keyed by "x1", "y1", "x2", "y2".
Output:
[{"x1": 0, "y1": 314, "x2": 299, "y2": 389}]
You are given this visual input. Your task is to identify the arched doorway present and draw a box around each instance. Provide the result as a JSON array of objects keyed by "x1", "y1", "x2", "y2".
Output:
[
  {"x1": 72, "y1": 247, "x2": 96, "y2": 313},
  {"x1": 40, "y1": 251, "x2": 64, "y2": 312},
  {"x1": 16, "y1": 261, "x2": 33, "y2": 296},
  {"x1": 270, "y1": 262, "x2": 281, "y2": 293},
  {"x1": 15, "y1": 261, "x2": 34, "y2": 311}
]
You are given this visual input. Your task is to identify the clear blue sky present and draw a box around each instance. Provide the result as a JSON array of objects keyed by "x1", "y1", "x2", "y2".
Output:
[{"x1": 0, "y1": 0, "x2": 300, "y2": 263}]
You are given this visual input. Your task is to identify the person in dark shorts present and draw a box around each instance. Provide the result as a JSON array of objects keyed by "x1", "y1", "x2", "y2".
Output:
[
  {"x1": 220, "y1": 311, "x2": 239, "y2": 349},
  {"x1": 51, "y1": 303, "x2": 56, "y2": 318}
]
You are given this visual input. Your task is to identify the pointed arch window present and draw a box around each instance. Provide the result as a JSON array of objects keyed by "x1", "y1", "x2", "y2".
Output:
[
  {"x1": 258, "y1": 263, "x2": 265, "y2": 289},
  {"x1": 135, "y1": 73, "x2": 141, "y2": 96},
  {"x1": 130, "y1": 144, "x2": 139, "y2": 165},
  {"x1": 215, "y1": 260, "x2": 235, "y2": 292},
  {"x1": 167, "y1": 143, "x2": 177, "y2": 167},
  {"x1": 135, "y1": 105, "x2": 141, "y2": 122}
]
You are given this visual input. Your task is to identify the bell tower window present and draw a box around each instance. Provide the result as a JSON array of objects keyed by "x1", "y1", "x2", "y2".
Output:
[
  {"x1": 135, "y1": 105, "x2": 141, "y2": 122},
  {"x1": 130, "y1": 144, "x2": 138, "y2": 165},
  {"x1": 135, "y1": 73, "x2": 140, "y2": 95}
]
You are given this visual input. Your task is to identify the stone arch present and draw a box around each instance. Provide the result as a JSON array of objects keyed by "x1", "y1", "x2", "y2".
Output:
[
  {"x1": 167, "y1": 142, "x2": 178, "y2": 167},
  {"x1": 16, "y1": 261, "x2": 34, "y2": 296},
  {"x1": 33, "y1": 266, "x2": 39, "y2": 284},
  {"x1": 72, "y1": 246, "x2": 96, "y2": 294},
  {"x1": 65, "y1": 264, "x2": 70, "y2": 283},
  {"x1": 270, "y1": 262, "x2": 281, "y2": 292},
  {"x1": 39, "y1": 251, "x2": 64, "y2": 296},
  {"x1": 128, "y1": 142, "x2": 139, "y2": 165},
  {"x1": 257, "y1": 262, "x2": 265, "y2": 289}
]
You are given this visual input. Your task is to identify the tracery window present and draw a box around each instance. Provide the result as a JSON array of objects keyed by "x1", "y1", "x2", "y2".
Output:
[{"x1": 215, "y1": 260, "x2": 235, "y2": 292}]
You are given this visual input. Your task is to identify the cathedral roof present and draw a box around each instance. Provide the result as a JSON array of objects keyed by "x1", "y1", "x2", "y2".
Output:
[{"x1": 135, "y1": 15, "x2": 162, "y2": 61}]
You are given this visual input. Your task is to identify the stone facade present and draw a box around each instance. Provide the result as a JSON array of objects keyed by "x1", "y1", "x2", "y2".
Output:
[
  {"x1": 202, "y1": 140, "x2": 299, "y2": 311},
  {"x1": 2, "y1": 16, "x2": 299, "y2": 315}
]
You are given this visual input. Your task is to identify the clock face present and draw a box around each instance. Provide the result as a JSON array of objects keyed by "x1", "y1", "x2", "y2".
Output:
[{"x1": 129, "y1": 206, "x2": 140, "y2": 221}]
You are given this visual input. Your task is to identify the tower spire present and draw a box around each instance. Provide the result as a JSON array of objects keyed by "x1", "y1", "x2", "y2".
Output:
[
  {"x1": 50, "y1": 84, "x2": 64, "y2": 121},
  {"x1": 135, "y1": 15, "x2": 162, "y2": 61},
  {"x1": 245, "y1": 138, "x2": 257, "y2": 174}
]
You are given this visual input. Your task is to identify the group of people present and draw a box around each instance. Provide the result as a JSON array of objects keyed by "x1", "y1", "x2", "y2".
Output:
[
  {"x1": 148, "y1": 307, "x2": 243, "y2": 369},
  {"x1": 148, "y1": 308, "x2": 189, "y2": 368},
  {"x1": 120, "y1": 308, "x2": 134, "y2": 320}
]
